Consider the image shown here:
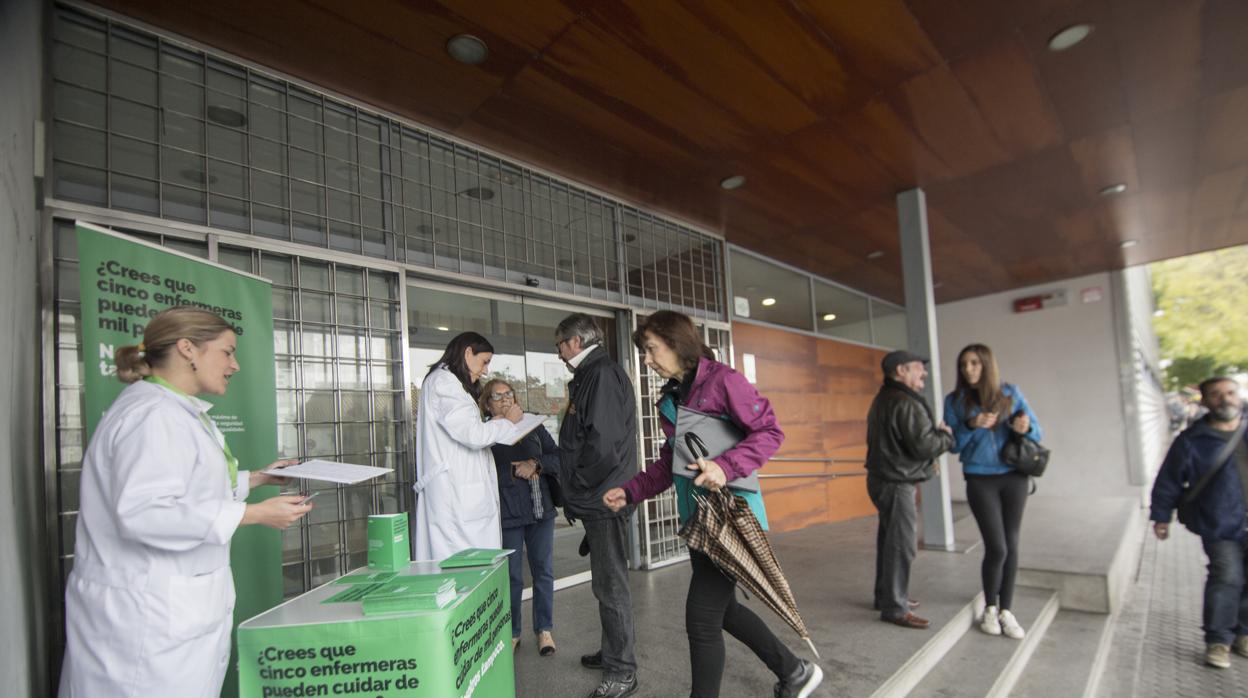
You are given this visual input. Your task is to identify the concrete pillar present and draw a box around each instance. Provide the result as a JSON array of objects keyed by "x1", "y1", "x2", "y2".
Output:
[{"x1": 896, "y1": 188, "x2": 955, "y2": 551}]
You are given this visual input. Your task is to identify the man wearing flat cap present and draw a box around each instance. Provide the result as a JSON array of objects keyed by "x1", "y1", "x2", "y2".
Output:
[{"x1": 866, "y1": 350, "x2": 955, "y2": 629}]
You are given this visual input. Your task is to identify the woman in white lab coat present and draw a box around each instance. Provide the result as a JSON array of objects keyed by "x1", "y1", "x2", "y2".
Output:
[
  {"x1": 59, "y1": 307, "x2": 313, "y2": 698},
  {"x1": 413, "y1": 331, "x2": 525, "y2": 561}
]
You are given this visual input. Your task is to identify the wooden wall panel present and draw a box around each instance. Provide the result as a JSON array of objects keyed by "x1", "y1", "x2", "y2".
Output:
[{"x1": 732, "y1": 321, "x2": 884, "y2": 533}]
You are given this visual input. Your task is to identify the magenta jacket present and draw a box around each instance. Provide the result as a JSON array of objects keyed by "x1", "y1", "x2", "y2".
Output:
[{"x1": 622, "y1": 356, "x2": 784, "y2": 505}]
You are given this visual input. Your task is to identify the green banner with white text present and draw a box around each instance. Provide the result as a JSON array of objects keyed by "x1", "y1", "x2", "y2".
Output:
[{"x1": 75, "y1": 221, "x2": 280, "y2": 697}]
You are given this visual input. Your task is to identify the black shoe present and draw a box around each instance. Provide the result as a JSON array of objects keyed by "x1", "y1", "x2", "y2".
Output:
[
  {"x1": 586, "y1": 673, "x2": 638, "y2": 698},
  {"x1": 774, "y1": 660, "x2": 824, "y2": 698},
  {"x1": 580, "y1": 650, "x2": 603, "y2": 669}
]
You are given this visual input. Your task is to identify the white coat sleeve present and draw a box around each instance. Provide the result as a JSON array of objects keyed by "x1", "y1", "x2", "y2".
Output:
[
  {"x1": 432, "y1": 374, "x2": 522, "y2": 449},
  {"x1": 109, "y1": 409, "x2": 246, "y2": 550}
]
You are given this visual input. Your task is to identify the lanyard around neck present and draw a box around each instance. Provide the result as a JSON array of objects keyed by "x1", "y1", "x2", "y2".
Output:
[{"x1": 144, "y1": 375, "x2": 238, "y2": 489}]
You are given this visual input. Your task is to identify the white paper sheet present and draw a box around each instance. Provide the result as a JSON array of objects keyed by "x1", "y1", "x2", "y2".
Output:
[
  {"x1": 506, "y1": 413, "x2": 548, "y2": 445},
  {"x1": 264, "y1": 459, "x2": 393, "y2": 485}
]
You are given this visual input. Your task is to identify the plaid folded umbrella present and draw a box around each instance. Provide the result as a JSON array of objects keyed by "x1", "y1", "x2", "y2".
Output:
[{"x1": 679, "y1": 488, "x2": 819, "y2": 658}]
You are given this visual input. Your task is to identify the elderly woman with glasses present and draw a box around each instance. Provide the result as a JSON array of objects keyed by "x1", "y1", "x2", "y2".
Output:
[{"x1": 479, "y1": 378, "x2": 562, "y2": 657}]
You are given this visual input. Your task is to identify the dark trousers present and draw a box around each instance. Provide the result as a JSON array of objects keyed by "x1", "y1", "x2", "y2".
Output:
[
  {"x1": 868, "y1": 476, "x2": 918, "y2": 620},
  {"x1": 1202, "y1": 536, "x2": 1248, "y2": 645},
  {"x1": 687, "y1": 550, "x2": 800, "y2": 697},
  {"x1": 502, "y1": 515, "x2": 555, "y2": 637},
  {"x1": 583, "y1": 515, "x2": 637, "y2": 678},
  {"x1": 965, "y1": 472, "x2": 1030, "y2": 609}
]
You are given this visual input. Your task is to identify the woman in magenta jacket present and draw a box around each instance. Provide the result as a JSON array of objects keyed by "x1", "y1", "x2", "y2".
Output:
[{"x1": 603, "y1": 311, "x2": 823, "y2": 698}]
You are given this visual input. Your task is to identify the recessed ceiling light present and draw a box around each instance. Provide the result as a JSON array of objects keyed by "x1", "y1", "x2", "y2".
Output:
[
  {"x1": 822, "y1": 313, "x2": 837, "y2": 321},
  {"x1": 446, "y1": 34, "x2": 489, "y2": 65},
  {"x1": 867, "y1": 251, "x2": 885, "y2": 260},
  {"x1": 720, "y1": 175, "x2": 746, "y2": 190},
  {"x1": 436, "y1": 326, "x2": 450, "y2": 331},
  {"x1": 1120, "y1": 239, "x2": 1138, "y2": 249},
  {"x1": 1099, "y1": 183, "x2": 1127, "y2": 197},
  {"x1": 1048, "y1": 24, "x2": 1094, "y2": 52},
  {"x1": 761, "y1": 297, "x2": 776, "y2": 306}
]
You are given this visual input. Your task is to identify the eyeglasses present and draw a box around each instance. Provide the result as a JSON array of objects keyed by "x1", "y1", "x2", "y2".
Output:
[
  {"x1": 488, "y1": 390, "x2": 515, "y2": 402},
  {"x1": 554, "y1": 338, "x2": 570, "y2": 351}
]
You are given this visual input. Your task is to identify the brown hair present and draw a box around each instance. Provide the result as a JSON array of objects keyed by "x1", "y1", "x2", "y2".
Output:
[
  {"x1": 954, "y1": 343, "x2": 1009, "y2": 415},
  {"x1": 115, "y1": 306, "x2": 235, "y2": 384},
  {"x1": 477, "y1": 378, "x2": 514, "y2": 418},
  {"x1": 632, "y1": 310, "x2": 714, "y2": 371}
]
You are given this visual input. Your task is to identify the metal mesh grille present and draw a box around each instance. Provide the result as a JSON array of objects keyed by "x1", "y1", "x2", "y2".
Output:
[{"x1": 49, "y1": 3, "x2": 724, "y2": 320}]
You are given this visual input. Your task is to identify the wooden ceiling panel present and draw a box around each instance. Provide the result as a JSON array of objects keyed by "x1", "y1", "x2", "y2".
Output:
[
  {"x1": 1191, "y1": 168, "x2": 1248, "y2": 251},
  {"x1": 951, "y1": 36, "x2": 1065, "y2": 156},
  {"x1": 792, "y1": 0, "x2": 943, "y2": 88},
  {"x1": 93, "y1": 0, "x2": 1248, "y2": 303},
  {"x1": 1068, "y1": 124, "x2": 1140, "y2": 195},
  {"x1": 430, "y1": 0, "x2": 583, "y2": 56},
  {"x1": 904, "y1": 0, "x2": 1082, "y2": 62},
  {"x1": 1109, "y1": 0, "x2": 1201, "y2": 120},
  {"x1": 578, "y1": 3, "x2": 821, "y2": 139},
  {"x1": 539, "y1": 19, "x2": 753, "y2": 154},
  {"x1": 1132, "y1": 105, "x2": 1199, "y2": 193},
  {"x1": 834, "y1": 97, "x2": 954, "y2": 186},
  {"x1": 1024, "y1": 0, "x2": 1131, "y2": 139},
  {"x1": 679, "y1": 0, "x2": 875, "y2": 116},
  {"x1": 1200, "y1": 0, "x2": 1248, "y2": 97},
  {"x1": 889, "y1": 64, "x2": 1012, "y2": 178},
  {"x1": 1197, "y1": 86, "x2": 1248, "y2": 177}
]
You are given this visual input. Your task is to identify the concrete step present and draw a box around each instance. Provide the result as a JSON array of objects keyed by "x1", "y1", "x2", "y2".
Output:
[
  {"x1": 907, "y1": 586, "x2": 1059, "y2": 698},
  {"x1": 1009, "y1": 609, "x2": 1114, "y2": 698}
]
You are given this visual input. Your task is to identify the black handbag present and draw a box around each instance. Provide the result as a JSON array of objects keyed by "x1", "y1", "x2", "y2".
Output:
[
  {"x1": 1176, "y1": 417, "x2": 1247, "y2": 526},
  {"x1": 1001, "y1": 431, "x2": 1050, "y2": 477}
]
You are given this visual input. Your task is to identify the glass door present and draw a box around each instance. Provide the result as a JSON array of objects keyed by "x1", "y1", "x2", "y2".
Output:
[{"x1": 406, "y1": 281, "x2": 618, "y2": 588}]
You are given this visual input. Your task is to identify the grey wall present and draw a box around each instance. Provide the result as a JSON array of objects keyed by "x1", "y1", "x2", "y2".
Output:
[
  {"x1": 0, "y1": 0, "x2": 50, "y2": 693},
  {"x1": 936, "y1": 272, "x2": 1143, "y2": 501}
]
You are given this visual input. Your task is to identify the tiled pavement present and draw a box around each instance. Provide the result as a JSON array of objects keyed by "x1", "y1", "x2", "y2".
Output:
[{"x1": 1100, "y1": 525, "x2": 1248, "y2": 697}]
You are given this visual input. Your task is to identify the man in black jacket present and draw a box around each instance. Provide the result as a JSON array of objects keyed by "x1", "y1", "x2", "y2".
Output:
[
  {"x1": 866, "y1": 350, "x2": 955, "y2": 629},
  {"x1": 555, "y1": 313, "x2": 639, "y2": 698}
]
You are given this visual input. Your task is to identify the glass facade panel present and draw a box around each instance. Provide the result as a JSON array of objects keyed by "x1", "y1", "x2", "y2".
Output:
[
  {"x1": 871, "y1": 301, "x2": 909, "y2": 349},
  {"x1": 728, "y1": 249, "x2": 813, "y2": 331},
  {"x1": 814, "y1": 280, "x2": 871, "y2": 344}
]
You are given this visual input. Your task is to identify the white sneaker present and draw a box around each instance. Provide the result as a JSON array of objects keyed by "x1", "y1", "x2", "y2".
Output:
[
  {"x1": 999, "y1": 609, "x2": 1026, "y2": 639},
  {"x1": 979, "y1": 605, "x2": 1002, "y2": 636}
]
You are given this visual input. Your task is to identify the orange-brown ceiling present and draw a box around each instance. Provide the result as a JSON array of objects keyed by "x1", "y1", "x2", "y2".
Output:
[{"x1": 93, "y1": 0, "x2": 1248, "y2": 303}]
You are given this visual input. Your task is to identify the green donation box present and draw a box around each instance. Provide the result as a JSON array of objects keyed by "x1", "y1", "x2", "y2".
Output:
[{"x1": 237, "y1": 561, "x2": 514, "y2": 698}]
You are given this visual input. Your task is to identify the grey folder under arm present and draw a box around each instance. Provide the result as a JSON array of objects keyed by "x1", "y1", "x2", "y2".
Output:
[{"x1": 671, "y1": 406, "x2": 761, "y2": 493}]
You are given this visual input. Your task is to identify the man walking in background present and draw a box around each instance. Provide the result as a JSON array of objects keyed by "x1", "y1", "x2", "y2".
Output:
[
  {"x1": 866, "y1": 350, "x2": 955, "y2": 629},
  {"x1": 555, "y1": 313, "x2": 640, "y2": 698},
  {"x1": 1152, "y1": 376, "x2": 1248, "y2": 669}
]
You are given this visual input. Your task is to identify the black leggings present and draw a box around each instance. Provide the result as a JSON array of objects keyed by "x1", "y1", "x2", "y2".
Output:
[
  {"x1": 966, "y1": 473, "x2": 1030, "y2": 609},
  {"x1": 686, "y1": 550, "x2": 800, "y2": 697}
]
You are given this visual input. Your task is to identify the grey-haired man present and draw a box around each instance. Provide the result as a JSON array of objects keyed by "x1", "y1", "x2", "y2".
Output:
[{"x1": 555, "y1": 313, "x2": 639, "y2": 698}]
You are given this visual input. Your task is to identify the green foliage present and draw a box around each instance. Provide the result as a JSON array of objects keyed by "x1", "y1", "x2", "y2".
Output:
[{"x1": 1151, "y1": 246, "x2": 1248, "y2": 391}]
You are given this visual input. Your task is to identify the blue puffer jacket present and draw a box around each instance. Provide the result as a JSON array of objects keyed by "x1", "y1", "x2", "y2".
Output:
[
  {"x1": 1150, "y1": 415, "x2": 1247, "y2": 541},
  {"x1": 490, "y1": 426, "x2": 561, "y2": 529},
  {"x1": 943, "y1": 383, "x2": 1043, "y2": 477}
]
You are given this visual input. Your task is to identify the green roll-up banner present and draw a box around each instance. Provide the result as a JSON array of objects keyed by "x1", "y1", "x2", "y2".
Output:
[{"x1": 75, "y1": 221, "x2": 279, "y2": 697}]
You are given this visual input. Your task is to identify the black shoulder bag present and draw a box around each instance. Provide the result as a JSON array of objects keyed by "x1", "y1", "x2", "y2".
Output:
[
  {"x1": 1000, "y1": 412, "x2": 1050, "y2": 477},
  {"x1": 1177, "y1": 417, "x2": 1248, "y2": 526}
]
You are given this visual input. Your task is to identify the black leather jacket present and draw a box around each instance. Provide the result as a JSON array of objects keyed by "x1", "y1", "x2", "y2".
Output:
[
  {"x1": 558, "y1": 347, "x2": 638, "y2": 520},
  {"x1": 865, "y1": 378, "x2": 954, "y2": 483}
]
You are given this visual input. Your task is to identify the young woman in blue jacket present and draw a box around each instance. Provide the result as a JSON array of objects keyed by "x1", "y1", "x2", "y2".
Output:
[{"x1": 944, "y1": 344, "x2": 1043, "y2": 640}]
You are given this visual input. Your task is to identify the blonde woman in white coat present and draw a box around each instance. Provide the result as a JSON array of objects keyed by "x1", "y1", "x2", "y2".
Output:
[
  {"x1": 59, "y1": 307, "x2": 312, "y2": 698},
  {"x1": 413, "y1": 331, "x2": 525, "y2": 561}
]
